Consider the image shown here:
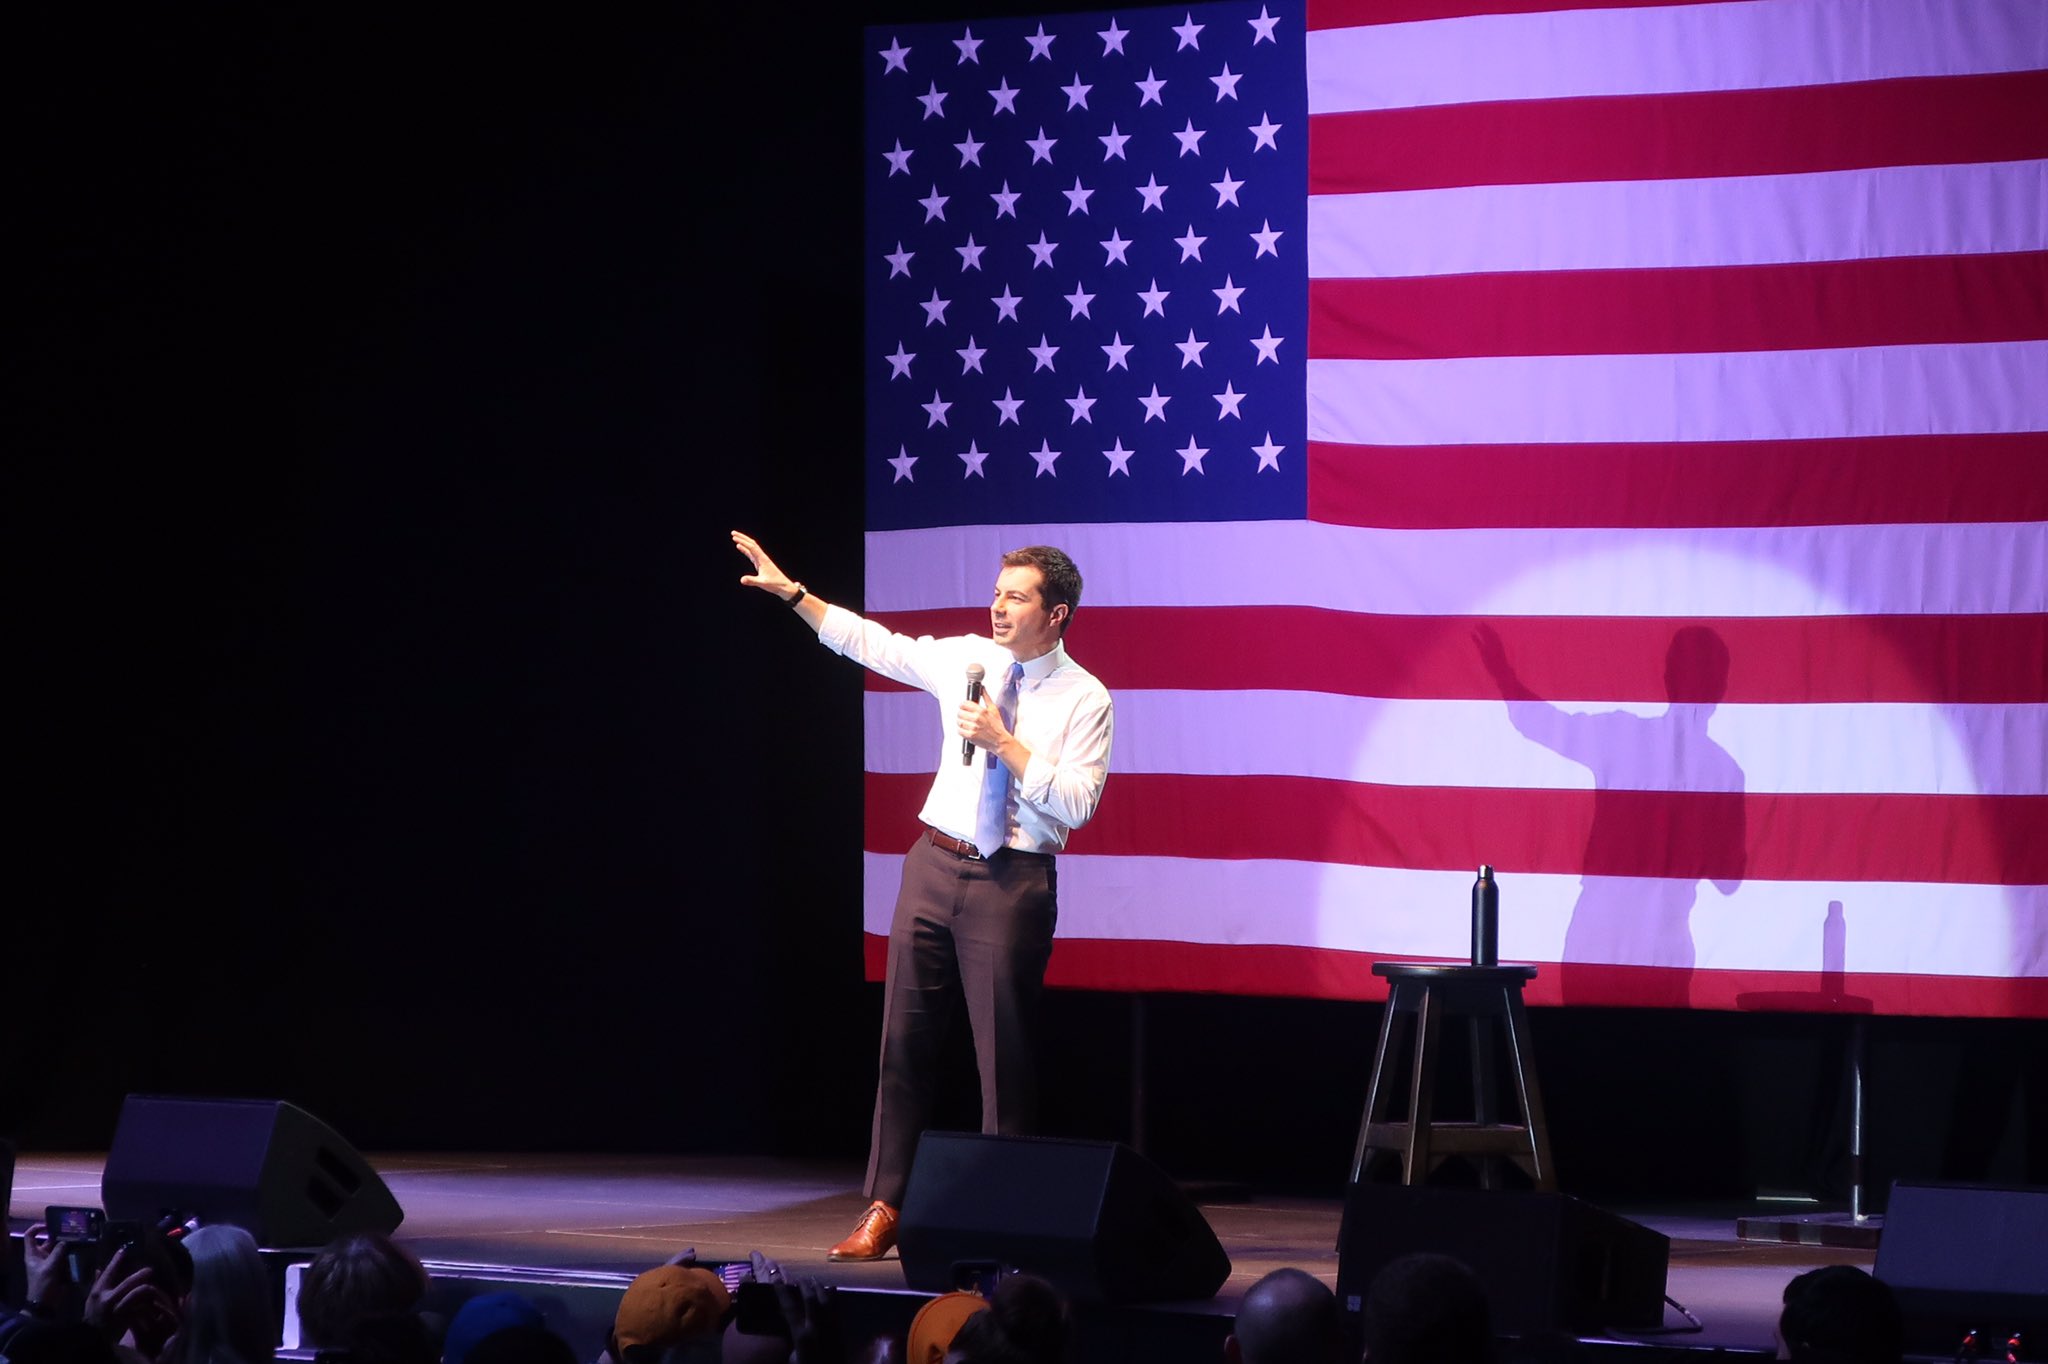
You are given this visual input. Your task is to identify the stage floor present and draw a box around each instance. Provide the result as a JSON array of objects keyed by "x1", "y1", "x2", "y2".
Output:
[{"x1": 8, "y1": 1151, "x2": 1872, "y2": 1355}]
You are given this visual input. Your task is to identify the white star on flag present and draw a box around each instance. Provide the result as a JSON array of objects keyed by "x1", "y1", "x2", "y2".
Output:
[
  {"x1": 1029, "y1": 438, "x2": 1061, "y2": 475},
  {"x1": 1066, "y1": 385, "x2": 1097, "y2": 423},
  {"x1": 889, "y1": 446, "x2": 917, "y2": 482},
  {"x1": 956, "y1": 439, "x2": 988, "y2": 478},
  {"x1": 1103, "y1": 438, "x2": 1134, "y2": 476},
  {"x1": 1177, "y1": 435, "x2": 1208, "y2": 473},
  {"x1": 1214, "y1": 381, "x2": 1246, "y2": 418},
  {"x1": 1174, "y1": 13, "x2": 1204, "y2": 49},
  {"x1": 878, "y1": 37, "x2": 909, "y2": 73},
  {"x1": 919, "y1": 83, "x2": 948, "y2": 119},
  {"x1": 1253, "y1": 433, "x2": 1284, "y2": 471},
  {"x1": 922, "y1": 390, "x2": 952, "y2": 427},
  {"x1": 886, "y1": 343, "x2": 915, "y2": 379}
]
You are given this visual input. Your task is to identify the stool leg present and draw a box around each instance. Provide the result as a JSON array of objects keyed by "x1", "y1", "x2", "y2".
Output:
[
  {"x1": 1404, "y1": 987, "x2": 1440, "y2": 1185},
  {"x1": 1502, "y1": 988, "x2": 1557, "y2": 1191},
  {"x1": 1470, "y1": 1010, "x2": 1500, "y2": 1189},
  {"x1": 1350, "y1": 987, "x2": 1406, "y2": 1184}
]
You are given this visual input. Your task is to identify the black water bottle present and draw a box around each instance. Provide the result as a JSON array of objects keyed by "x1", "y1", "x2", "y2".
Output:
[{"x1": 1471, "y1": 864, "x2": 1499, "y2": 966}]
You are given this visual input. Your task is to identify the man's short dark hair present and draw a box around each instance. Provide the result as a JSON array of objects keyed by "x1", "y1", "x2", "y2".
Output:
[
  {"x1": 1359, "y1": 1253, "x2": 1493, "y2": 1364},
  {"x1": 1780, "y1": 1266, "x2": 1903, "y2": 1364},
  {"x1": 1001, "y1": 546, "x2": 1082, "y2": 635}
]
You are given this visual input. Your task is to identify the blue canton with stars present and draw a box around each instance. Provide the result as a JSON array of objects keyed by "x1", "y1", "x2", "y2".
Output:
[{"x1": 864, "y1": 3, "x2": 1308, "y2": 530}]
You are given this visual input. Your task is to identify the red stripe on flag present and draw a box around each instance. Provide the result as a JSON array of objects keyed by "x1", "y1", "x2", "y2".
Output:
[
  {"x1": 1306, "y1": 433, "x2": 2048, "y2": 530},
  {"x1": 863, "y1": 608, "x2": 2048, "y2": 705},
  {"x1": 865, "y1": 933, "x2": 2048, "y2": 1018},
  {"x1": 864, "y1": 772, "x2": 2047, "y2": 885},
  {"x1": 1308, "y1": 71, "x2": 2048, "y2": 191},
  {"x1": 1308, "y1": 253, "x2": 2048, "y2": 359},
  {"x1": 1306, "y1": 0, "x2": 1726, "y2": 31}
]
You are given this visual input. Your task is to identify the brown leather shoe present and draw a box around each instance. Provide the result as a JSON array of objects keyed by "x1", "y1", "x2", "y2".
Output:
[{"x1": 827, "y1": 1199, "x2": 900, "y2": 1261}]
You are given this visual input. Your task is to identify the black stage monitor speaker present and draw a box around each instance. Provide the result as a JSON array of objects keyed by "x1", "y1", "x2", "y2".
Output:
[
  {"x1": 1874, "y1": 1181, "x2": 2048, "y2": 1356},
  {"x1": 102, "y1": 1095, "x2": 402, "y2": 1248},
  {"x1": 898, "y1": 1132, "x2": 1231, "y2": 1305},
  {"x1": 1337, "y1": 1184, "x2": 1669, "y2": 1333}
]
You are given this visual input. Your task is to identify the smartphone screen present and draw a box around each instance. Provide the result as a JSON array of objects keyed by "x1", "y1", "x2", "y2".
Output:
[{"x1": 46, "y1": 1206, "x2": 105, "y2": 1241}]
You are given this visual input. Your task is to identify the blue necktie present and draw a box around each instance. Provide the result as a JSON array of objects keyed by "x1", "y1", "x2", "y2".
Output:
[{"x1": 973, "y1": 662, "x2": 1023, "y2": 857}]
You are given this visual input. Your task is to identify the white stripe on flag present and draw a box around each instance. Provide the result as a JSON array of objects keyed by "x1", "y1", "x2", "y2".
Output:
[
  {"x1": 1306, "y1": 343, "x2": 2048, "y2": 446},
  {"x1": 861, "y1": 852, "x2": 2048, "y2": 978},
  {"x1": 1304, "y1": 161, "x2": 2048, "y2": 278},
  {"x1": 1306, "y1": 0, "x2": 2048, "y2": 114},
  {"x1": 863, "y1": 522, "x2": 2048, "y2": 618},
  {"x1": 864, "y1": 690, "x2": 2048, "y2": 796}
]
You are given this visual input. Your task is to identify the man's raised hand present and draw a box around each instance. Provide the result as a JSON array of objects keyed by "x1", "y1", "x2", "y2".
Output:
[{"x1": 731, "y1": 530, "x2": 796, "y2": 601}]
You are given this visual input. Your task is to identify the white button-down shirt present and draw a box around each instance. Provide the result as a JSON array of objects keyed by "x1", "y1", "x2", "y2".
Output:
[{"x1": 818, "y1": 604, "x2": 1113, "y2": 854}]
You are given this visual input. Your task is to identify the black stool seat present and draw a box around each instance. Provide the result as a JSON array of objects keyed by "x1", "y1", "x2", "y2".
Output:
[{"x1": 1350, "y1": 963, "x2": 1556, "y2": 1191}]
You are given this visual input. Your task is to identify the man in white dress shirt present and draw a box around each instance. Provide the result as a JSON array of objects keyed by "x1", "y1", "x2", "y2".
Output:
[{"x1": 730, "y1": 531, "x2": 1114, "y2": 1261}]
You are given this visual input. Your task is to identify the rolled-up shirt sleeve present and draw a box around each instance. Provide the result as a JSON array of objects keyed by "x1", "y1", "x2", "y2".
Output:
[{"x1": 1016, "y1": 683, "x2": 1113, "y2": 832}]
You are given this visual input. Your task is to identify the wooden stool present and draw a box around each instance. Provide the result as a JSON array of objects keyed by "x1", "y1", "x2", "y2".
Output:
[{"x1": 1349, "y1": 963, "x2": 1556, "y2": 1191}]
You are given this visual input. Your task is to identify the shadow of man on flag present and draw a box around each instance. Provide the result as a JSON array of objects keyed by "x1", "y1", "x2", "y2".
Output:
[{"x1": 1475, "y1": 623, "x2": 1746, "y2": 1007}]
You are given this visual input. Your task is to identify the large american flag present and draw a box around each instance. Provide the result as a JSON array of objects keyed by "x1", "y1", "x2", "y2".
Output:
[{"x1": 860, "y1": 0, "x2": 2048, "y2": 1018}]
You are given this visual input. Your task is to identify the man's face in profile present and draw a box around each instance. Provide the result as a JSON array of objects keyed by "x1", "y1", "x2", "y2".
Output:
[{"x1": 991, "y1": 564, "x2": 1062, "y2": 660}]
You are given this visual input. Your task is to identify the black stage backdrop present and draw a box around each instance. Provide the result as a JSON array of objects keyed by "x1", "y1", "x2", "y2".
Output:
[{"x1": 13, "y1": 7, "x2": 2042, "y2": 1205}]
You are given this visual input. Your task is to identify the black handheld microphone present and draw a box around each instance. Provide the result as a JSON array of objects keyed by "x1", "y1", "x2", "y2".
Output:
[{"x1": 962, "y1": 662, "x2": 985, "y2": 764}]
